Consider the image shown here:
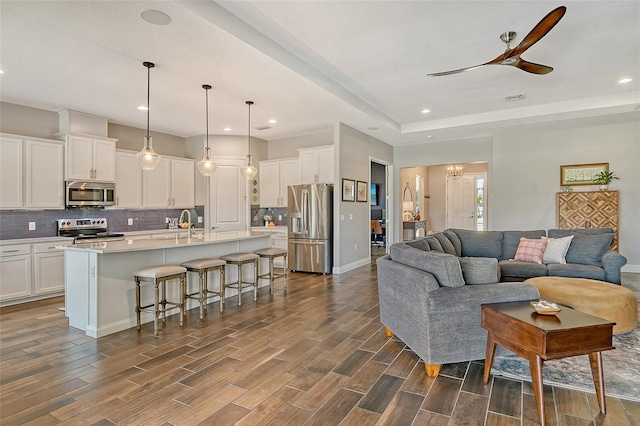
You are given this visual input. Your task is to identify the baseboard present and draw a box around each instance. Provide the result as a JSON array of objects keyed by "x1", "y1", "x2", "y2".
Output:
[
  {"x1": 622, "y1": 264, "x2": 640, "y2": 273},
  {"x1": 333, "y1": 257, "x2": 370, "y2": 274}
]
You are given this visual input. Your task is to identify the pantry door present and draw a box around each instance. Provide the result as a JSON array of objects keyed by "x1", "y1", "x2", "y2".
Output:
[{"x1": 208, "y1": 158, "x2": 247, "y2": 232}]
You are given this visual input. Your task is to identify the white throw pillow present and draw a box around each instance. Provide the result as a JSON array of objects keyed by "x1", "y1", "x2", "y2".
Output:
[{"x1": 542, "y1": 235, "x2": 574, "y2": 264}]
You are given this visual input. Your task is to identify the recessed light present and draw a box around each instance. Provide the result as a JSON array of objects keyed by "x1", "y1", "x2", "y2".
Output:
[
  {"x1": 137, "y1": 105, "x2": 148, "y2": 111},
  {"x1": 0, "y1": 69, "x2": 5, "y2": 74},
  {"x1": 421, "y1": 109, "x2": 431, "y2": 114},
  {"x1": 426, "y1": 135, "x2": 433, "y2": 139},
  {"x1": 268, "y1": 119, "x2": 277, "y2": 124},
  {"x1": 140, "y1": 9, "x2": 171, "y2": 26},
  {"x1": 223, "y1": 127, "x2": 232, "y2": 132},
  {"x1": 618, "y1": 78, "x2": 633, "y2": 84}
]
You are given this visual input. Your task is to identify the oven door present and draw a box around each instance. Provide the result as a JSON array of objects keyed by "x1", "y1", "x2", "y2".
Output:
[{"x1": 66, "y1": 181, "x2": 116, "y2": 207}]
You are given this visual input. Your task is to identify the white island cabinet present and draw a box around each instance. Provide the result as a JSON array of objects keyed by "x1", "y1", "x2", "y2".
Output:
[{"x1": 58, "y1": 231, "x2": 270, "y2": 338}]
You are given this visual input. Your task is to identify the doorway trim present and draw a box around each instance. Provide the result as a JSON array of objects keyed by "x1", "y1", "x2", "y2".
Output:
[{"x1": 370, "y1": 157, "x2": 393, "y2": 257}]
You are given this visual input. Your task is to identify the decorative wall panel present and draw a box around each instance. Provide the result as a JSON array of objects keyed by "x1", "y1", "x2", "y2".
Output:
[{"x1": 556, "y1": 190, "x2": 619, "y2": 250}]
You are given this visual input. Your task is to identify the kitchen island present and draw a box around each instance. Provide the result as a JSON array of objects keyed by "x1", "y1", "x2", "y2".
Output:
[{"x1": 58, "y1": 231, "x2": 271, "y2": 338}]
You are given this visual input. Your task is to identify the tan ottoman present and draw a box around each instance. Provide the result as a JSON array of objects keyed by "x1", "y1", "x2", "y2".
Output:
[{"x1": 525, "y1": 277, "x2": 638, "y2": 335}]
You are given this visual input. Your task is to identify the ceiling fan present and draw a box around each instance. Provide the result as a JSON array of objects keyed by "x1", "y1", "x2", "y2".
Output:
[{"x1": 427, "y1": 6, "x2": 566, "y2": 76}]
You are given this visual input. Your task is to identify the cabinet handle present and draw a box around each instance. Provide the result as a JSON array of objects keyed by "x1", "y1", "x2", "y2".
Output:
[
  {"x1": 2, "y1": 249, "x2": 20, "y2": 253},
  {"x1": 168, "y1": 198, "x2": 171, "y2": 206},
  {"x1": 116, "y1": 197, "x2": 119, "y2": 206}
]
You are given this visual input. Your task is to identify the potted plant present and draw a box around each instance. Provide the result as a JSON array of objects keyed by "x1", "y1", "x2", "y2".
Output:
[{"x1": 593, "y1": 171, "x2": 619, "y2": 190}]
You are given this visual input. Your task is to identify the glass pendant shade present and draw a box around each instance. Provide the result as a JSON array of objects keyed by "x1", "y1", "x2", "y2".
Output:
[
  {"x1": 242, "y1": 100, "x2": 257, "y2": 180},
  {"x1": 136, "y1": 136, "x2": 160, "y2": 170},
  {"x1": 138, "y1": 61, "x2": 160, "y2": 170},
  {"x1": 240, "y1": 159, "x2": 257, "y2": 180},
  {"x1": 197, "y1": 147, "x2": 217, "y2": 176},
  {"x1": 198, "y1": 84, "x2": 217, "y2": 176}
]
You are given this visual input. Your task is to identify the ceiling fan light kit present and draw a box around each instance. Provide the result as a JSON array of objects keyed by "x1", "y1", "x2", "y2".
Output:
[{"x1": 427, "y1": 6, "x2": 567, "y2": 77}]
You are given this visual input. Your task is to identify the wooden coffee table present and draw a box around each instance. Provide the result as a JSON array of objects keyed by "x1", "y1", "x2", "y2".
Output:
[{"x1": 481, "y1": 301, "x2": 615, "y2": 426}]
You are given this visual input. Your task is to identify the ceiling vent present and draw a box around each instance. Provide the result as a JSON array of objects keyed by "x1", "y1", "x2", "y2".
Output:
[
  {"x1": 254, "y1": 125, "x2": 272, "y2": 131},
  {"x1": 505, "y1": 94, "x2": 525, "y2": 102}
]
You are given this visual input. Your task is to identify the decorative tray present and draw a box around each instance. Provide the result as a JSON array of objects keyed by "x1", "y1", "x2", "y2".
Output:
[{"x1": 530, "y1": 300, "x2": 561, "y2": 315}]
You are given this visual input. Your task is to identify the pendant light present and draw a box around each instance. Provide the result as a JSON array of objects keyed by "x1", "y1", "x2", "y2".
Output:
[
  {"x1": 197, "y1": 84, "x2": 217, "y2": 176},
  {"x1": 240, "y1": 100, "x2": 257, "y2": 180},
  {"x1": 136, "y1": 61, "x2": 161, "y2": 170}
]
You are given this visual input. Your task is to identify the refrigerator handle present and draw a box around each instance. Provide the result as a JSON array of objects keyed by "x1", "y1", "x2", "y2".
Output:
[{"x1": 302, "y1": 187, "x2": 309, "y2": 234}]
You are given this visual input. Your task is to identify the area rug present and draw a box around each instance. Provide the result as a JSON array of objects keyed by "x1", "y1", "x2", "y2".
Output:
[{"x1": 491, "y1": 307, "x2": 640, "y2": 402}]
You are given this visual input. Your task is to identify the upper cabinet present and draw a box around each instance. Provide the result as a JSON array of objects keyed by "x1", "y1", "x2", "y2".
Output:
[
  {"x1": 63, "y1": 134, "x2": 117, "y2": 182},
  {"x1": 1, "y1": 134, "x2": 64, "y2": 210},
  {"x1": 299, "y1": 146, "x2": 334, "y2": 184},
  {"x1": 141, "y1": 155, "x2": 194, "y2": 209},
  {"x1": 115, "y1": 150, "x2": 143, "y2": 208},
  {"x1": 259, "y1": 158, "x2": 300, "y2": 207}
]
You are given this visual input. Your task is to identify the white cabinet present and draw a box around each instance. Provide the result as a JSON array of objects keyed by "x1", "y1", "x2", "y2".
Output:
[
  {"x1": 259, "y1": 158, "x2": 300, "y2": 207},
  {"x1": 25, "y1": 139, "x2": 64, "y2": 208},
  {"x1": 0, "y1": 244, "x2": 32, "y2": 302},
  {"x1": 0, "y1": 240, "x2": 72, "y2": 306},
  {"x1": 0, "y1": 136, "x2": 23, "y2": 209},
  {"x1": 33, "y1": 242, "x2": 70, "y2": 295},
  {"x1": 64, "y1": 134, "x2": 117, "y2": 181},
  {"x1": 299, "y1": 146, "x2": 334, "y2": 184},
  {"x1": 0, "y1": 134, "x2": 64, "y2": 210},
  {"x1": 171, "y1": 158, "x2": 195, "y2": 208},
  {"x1": 142, "y1": 156, "x2": 195, "y2": 208},
  {"x1": 115, "y1": 150, "x2": 142, "y2": 208}
]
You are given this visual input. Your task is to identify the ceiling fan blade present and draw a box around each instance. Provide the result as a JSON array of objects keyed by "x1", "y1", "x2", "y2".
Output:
[
  {"x1": 514, "y1": 59, "x2": 554, "y2": 74},
  {"x1": 427, "y1": 64, "x2": 485, "y2": 77},
  {"x1": 508, "y1": 6, "x2": 567, "y2": 58}
]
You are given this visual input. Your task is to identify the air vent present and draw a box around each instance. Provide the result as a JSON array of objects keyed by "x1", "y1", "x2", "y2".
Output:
[
  {"x1": 505, "y1": 94, "x2": 525, "y2": 102},
  {"x1": 254, "y1": 125, "x2": 272, "y2": 131}
]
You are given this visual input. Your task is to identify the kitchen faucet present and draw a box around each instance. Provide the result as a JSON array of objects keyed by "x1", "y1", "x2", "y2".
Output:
[{"x1": 179, "y1": 209, "x2": 192, "y2": 239}]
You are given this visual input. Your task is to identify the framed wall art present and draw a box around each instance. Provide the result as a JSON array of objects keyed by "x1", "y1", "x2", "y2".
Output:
[
  {"x1": 342, "y1": 178, "x2": 355, "y2": 201},
  {"x1": 356, "y1": 181, "x2": 368, "y2": 202},
  {"x1": 560, "y1": 163, "x2": 608, "y2": 186}
]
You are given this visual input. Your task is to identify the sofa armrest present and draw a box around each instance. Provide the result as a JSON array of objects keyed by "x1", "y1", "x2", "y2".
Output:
[{"x1": 601, "y1": 249, "x2": 627, "y2": 284}]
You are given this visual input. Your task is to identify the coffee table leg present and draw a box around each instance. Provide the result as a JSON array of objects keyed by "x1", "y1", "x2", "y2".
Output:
[
  {"x1": 483, "y1": 332, "x2": 497, "y2": 384},
  {"x1": 529, "y1": 354, "x2": 546, "y2": 426},
  {"x1": 588, "y1": 352, "x2": 606, "y2": 414}
]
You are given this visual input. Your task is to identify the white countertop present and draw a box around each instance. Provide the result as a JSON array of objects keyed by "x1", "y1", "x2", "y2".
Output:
[
  {"x1": 57, "y1": 231, "x2": 271, "y2": 254},
  {"x1": 0, "y1": 236, "x2": 73, "y2": 246}
]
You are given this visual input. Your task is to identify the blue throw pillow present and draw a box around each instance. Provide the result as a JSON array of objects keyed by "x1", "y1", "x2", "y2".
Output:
[{"x1": 564, "y1": 233, "x2": 614, "y2": 266}]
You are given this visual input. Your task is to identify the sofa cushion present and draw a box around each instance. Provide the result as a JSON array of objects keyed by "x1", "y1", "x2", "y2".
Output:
[
  {"x1": 459, "y1": 257, "x2": 500, "y2": 284},
  {"x1": 564, "y1": 233, "x2": 614, "y2": 266},
  {"x1": 443, "y1": 230, "x2": 462, "y2": 257},
  {"x1": 434, "y1": 233, "x2": 457, "y2": 255},
  {"x1": 502, "y1": 230, "x2": 546, "y2": 260},
  {"x1": 542, "y1": 235, "x2": 574, "y2": 264},
  {"x1": 405, "y1": 238, "x2": 431, "y2": 251},
  {"x1": 426, "y1": 236, "x2": 445, "y2": 252},
  {"x1": 389, "y1": 244, "x2": 464, "y2": 288},
  {"x1": 547, "y1": 263, "x2": 606, "y2": 281},
  {"x1": 514, "y1": 237, "x2": 548, "y2": 264},
  {"x1": 451, "y1": 229, "x2": 503, "y2": 259},
  {"x1": 498, "y1": 259, "x2": 548, "y2": 280}
]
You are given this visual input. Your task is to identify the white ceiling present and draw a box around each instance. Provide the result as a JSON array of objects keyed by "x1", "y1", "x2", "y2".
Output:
[{"x1": 1, "y1": 1, "x2": 638, "y2": 146}]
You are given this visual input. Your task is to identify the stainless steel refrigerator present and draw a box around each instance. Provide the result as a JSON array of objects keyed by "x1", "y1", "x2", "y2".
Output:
[{"x1": 288, "y1": 183, "x2": 333, "y2": 274}]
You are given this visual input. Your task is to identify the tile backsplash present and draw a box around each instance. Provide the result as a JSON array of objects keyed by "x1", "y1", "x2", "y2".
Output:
[
  {"x1": 0, "y1": 206, "x2": 205, "y2": 240},
  {"x1": 251, "y1": 206, "x2": 287, "y2": 227}
]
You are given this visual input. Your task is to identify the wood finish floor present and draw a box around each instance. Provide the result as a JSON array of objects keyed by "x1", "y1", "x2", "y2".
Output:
[{"x1": 1, "y1": 248, "x2": 639, "y2": 425}]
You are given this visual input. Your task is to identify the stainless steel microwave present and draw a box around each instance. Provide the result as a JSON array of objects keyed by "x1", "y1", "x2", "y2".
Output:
[{"x1": 65, "y1": 181, "x2": 115, "y2": 207}]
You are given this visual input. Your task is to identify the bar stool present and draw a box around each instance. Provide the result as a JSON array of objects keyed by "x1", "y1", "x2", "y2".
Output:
[
  {"x1": 254, "y1": 247, "x2": 288, "y2": 294},
  {"x1": 133, "y1": 265, "x2": 187, "y2": 336},
  {"x1": 181, "y1": 258, "x2": 226, "y2": 319},
  {"x1": 220, "y1": 252, "x2": 259, "y2": 306}
]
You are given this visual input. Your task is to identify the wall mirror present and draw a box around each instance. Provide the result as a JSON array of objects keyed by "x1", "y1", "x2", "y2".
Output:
[{"x1": 403, "y1": 185, "x2": 413, "y2": 202}]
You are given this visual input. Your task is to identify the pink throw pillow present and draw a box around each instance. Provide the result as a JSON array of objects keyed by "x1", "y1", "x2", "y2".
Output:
[{"x1": 514, "y1": 237, "x2": 548, "y2": 264}]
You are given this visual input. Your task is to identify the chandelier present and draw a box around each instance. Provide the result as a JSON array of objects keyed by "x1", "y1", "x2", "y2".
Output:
[{"x1": 446, "y1": 164, "x2": 464, "y2": 180}]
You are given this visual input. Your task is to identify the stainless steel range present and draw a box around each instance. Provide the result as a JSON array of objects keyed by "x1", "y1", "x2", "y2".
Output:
[{"x1": 57, "y1": 218, "x2": 125, "y2": 243}]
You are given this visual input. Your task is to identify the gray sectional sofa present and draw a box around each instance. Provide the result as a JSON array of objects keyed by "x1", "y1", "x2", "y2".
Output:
[{"x1": 376, "y1": 227, "x2": 627, "y2": 377}]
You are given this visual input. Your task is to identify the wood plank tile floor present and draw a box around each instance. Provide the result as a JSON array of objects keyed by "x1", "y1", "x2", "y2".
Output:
[{"x1": 1, "y1": 250, "x2": 639, "y2": 425}]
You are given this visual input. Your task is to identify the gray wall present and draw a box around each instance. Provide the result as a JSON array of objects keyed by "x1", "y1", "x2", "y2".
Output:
[
  {"x1": 337, "y1": 123, "x2": 393, "y2": 272},
  {"x1": 0, "y1": 102, "x2": 59, "y2": 138},
  {"x1": 395, "y1": 113, "x2": 640, "y2": 270},
  {"x1": 267, "y1": 131, "x2": 333, "y2": 159}
]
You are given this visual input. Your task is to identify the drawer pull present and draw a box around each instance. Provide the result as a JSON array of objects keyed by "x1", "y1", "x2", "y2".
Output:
[{"x1": 2, "y1": 249, "x2": 20, "y2": 253}]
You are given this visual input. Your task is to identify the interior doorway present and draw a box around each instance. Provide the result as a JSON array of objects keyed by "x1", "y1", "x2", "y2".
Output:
[
  {"x1": 446, "y1": 172, "x2": 487, "y2": 230},
  {"x1": 370, "y1": 160, "x2": 390, "y2": 252}
]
